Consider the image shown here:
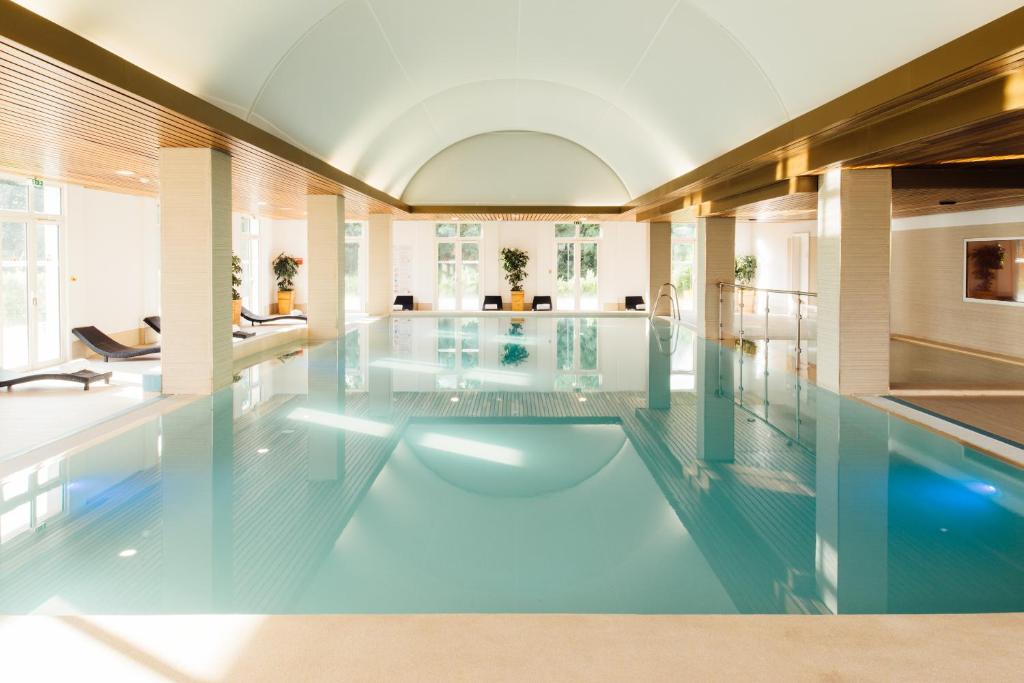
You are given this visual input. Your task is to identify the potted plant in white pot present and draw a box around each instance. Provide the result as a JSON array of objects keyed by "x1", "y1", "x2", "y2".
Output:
[
  {"x1": 501, "y1": 247, "x2": 530, "y2": 311},
  {"x1": 231, "y1": 253, "x2": 243, "y2": 325},
  {"x1": 272, "y1": 252, "x2": 300, "y2": 314}
]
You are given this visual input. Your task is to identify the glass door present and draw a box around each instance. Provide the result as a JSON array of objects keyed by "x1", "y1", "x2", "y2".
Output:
[
  {"x1": 1, "y1": 219, "x2": 61, "y2": 370},
  {"x1": 435, "y1": 223, "x2": 482, "y2": 311},
  {"x1": 554, "y1": 223, "x2": 600, "y2": 311}
]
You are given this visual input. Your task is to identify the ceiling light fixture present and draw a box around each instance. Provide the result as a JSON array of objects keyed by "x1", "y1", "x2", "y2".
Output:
[
  {"x1": 938, "y1": 199, "x2": 957, "y2": 206},
  {"x1": 115, "y1": 170, "x2": 135, "y2": 177},
  {"x1": 138, "y1": 177, "x2": 150, "y2": 184}
]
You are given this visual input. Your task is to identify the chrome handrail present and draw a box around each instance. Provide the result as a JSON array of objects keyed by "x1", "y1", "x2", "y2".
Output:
[{"x1": 650, "y1": 282, "x2": 682, "y2": 321}]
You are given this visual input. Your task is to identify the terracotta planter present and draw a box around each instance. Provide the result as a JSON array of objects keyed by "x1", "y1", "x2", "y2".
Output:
[
  {"x1": 231, "y1": 299, "x2": 242, "y2": 325},
  {"x1": 510, "y1": 290, "x2": 526, "y2": 311},
  {"x1": 277, "y1": 290, "x2": 295, "y2": 315}
]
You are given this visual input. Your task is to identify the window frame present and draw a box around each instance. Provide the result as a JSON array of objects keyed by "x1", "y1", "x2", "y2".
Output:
[{"x1": 434, "y1": 223, "x2": 483, "y2": 311}]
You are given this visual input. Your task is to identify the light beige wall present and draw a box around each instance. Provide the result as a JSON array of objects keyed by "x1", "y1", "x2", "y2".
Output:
[{"x1": 892, "y1": 217, "x2": 1024, "y2": 358}]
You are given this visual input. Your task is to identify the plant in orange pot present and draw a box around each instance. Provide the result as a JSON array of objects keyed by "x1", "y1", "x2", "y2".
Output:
[
  {"x1": 231, "y1": 253, "x2": 243, "y2": 324},
  {"x1": 272, "y1": 252, "x2": 300, "y2": 314},
  {"x1": 500, "y1": 247, "x2": 530, "y2": 311}
]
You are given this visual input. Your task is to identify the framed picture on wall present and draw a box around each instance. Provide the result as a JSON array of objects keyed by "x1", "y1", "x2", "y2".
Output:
[{"x1": 963, "y1": 237, "x2": 1024, "y2": 305}]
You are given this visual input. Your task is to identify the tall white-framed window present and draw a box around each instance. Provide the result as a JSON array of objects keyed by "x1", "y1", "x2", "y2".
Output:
[
  {"x1": 671, "y1": 223, "x2": 696, "y2": 311},
  {"x1": 239, "y1": 215, "x2": 261, "y2": 312},
  {"x1": 553, "y1": 317, "x2": 600, "y2": 390},
  {"x1": 345, "y1": 221, "x2": 366, "y2": 312},
  {"x1": 435, "y1": 223, "x2": 482, "y2": 311},
  {"x1": 0, "y1": 174, "x2": 64, "y2": 371},
  {"x1": 554, "y1": 223, "x2": 600, "y2": 311},
  {"x1": 0, "y1": 458, "x2": 65, "y2": 546}
]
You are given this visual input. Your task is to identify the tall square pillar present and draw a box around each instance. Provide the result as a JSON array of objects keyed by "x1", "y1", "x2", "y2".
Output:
[
  {"x1": 695, "y1": 216, "x2": 735, "y2": 339},
  {"x1": 159, "y1": 148, "x2": 233, "y2": 395},
  {"x1": 816, "y1": 168, "x2": 891, "y2": 395},
  {"x1": 366, "y1": 213, "x2": 394, "y2": 316},
  {"x1": 307, "y1": 195, "x2": 346, "y2": 340},
  {"x1": 648, "y1": 221, "x2": 672, "y2": 315}
]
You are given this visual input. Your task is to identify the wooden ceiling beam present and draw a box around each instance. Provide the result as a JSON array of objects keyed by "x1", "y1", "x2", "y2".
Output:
[{"x1": 891, "y1": 166, "x2": 1024, "y2": 189}]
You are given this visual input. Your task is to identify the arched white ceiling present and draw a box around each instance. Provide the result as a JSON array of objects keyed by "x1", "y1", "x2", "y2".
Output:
[
  {"x1": 15, "y1": 0, "x2": 1023, "y2": 202},
  {"x1": 402, "y1": 132, "x2": 630, "y2": 205}
]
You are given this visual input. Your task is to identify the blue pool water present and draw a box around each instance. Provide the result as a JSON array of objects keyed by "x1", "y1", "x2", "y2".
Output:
[{"x1": 1, "y1": 316, "x2": 1022, "y2": 615}]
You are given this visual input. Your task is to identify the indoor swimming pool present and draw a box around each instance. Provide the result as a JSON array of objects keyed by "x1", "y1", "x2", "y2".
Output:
[{"x1": 1, "y1": 316, "x2": 1021, "y2": 616}]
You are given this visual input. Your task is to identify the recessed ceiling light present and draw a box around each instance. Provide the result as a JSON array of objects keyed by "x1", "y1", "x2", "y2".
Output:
[
  {"x1": 938, "y1": 199, "x2": 957, "y2": 206},
  {"x1": 139, "y1": 177, "x2": 150, "y2": 184},
  {"x1": 258, "y1": 201, "x2": 268, "y2": 206},
  {"x1": 115, "y1": 170, "x2": 135, "y2": 177}
]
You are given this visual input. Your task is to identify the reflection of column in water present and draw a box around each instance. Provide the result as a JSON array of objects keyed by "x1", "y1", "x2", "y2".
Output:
[
  {"x1": 160, "y1": 388, "x2": 234, "y2": 611},
  {"x1": 369, "y1": 319, "x2": 394, "y2": 417},
  {"x1": 647, "y1": 320, "x2": 671, "y2": 410},
  {"x1": 697, "y1": 337, "x2": 734, "y2": 462},
  {"x1": 306, "y1": 339, "x2": 345, "y2": 481},
  {"x1": 815, "y1": 392, "x2": 889, "y2": 614}
]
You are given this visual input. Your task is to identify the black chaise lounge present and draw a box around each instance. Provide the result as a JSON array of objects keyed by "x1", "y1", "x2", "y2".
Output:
[
  {"x1": 241, "y1": 306, "x2": 307, "y2": 325},
  {"x1": 393, "y1": 295, "x2": 414, "y2": 311},
  {"x1": 72, "y1": 326, "x2": 160, "y2": 362},
  {"x1": 1, "y1": 369, "x2": 112, "y2": 392},
  {"x1": 143, "y1": 315, "x2": 254, "y2": 340},
  {"x1": 625, "y1": 296, "x2": 646, "y2": 311},
  {"x1": 532, "y1": 295, "x2": 552, "y2": 311},
  {"x1": 482, "y1": 295, "x2": 503, "y2": 311}
]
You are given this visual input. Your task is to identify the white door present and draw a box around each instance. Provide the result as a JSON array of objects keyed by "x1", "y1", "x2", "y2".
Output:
[{"x1": 555, "y1": 240, "x2": 599, "y2": 311}]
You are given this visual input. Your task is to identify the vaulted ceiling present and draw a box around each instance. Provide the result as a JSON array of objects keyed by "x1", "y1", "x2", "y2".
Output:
[{"x1": 12, "y1": 0, "x2": 1023, "y2": 204}]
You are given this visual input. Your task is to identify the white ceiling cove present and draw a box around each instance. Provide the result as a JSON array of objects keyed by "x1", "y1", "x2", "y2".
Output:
[{"x1": 15, "y1": 0, "x2": 1022, "y2": 203}]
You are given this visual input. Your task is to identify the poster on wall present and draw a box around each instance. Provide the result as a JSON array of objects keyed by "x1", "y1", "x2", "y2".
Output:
[{"x1": 393, "y1": 244, "x2": 413, "y2": 295}]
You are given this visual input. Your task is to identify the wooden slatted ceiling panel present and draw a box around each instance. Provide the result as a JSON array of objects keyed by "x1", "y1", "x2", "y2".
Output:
[{"x1": 0, "y1": 39, "x2": 403, "y2": 220}]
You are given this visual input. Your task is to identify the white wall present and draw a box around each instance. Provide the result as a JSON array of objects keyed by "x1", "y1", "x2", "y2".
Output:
[
  {"x1": 734, "y1": 219, "x2": 818, "y2": 292},
  {"x1": 393, "y1": 221, "x2": 649, "y2": 310},
  {"x1": 65, "y1": 185, "x2": 160, "y2": 340}
]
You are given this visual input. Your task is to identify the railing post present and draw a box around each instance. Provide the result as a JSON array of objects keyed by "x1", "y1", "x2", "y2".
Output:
[{"x1": 717, "y1": 282, "x2": 724, "y2": 340}]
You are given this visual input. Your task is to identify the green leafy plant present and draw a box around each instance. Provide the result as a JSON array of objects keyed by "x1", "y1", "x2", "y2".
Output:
[
  {"x1": 231, "y1": 253, "x2": 242, "y2": 301},
  {"x1": 272, "y1": 253, "x2": 300, "y2": 292},
  {"x1": 970, "y1": 244, "x2": 1005, "y2": 292},
  {"x1": 735, "y1": 255, "x2": 757, "y2": 286},
  {"x1": 501, "y1": 321, "x2": 530, "y2": 366},
  {"x1": 500, "y1": 247, "x2": 530, "y2": 292}
]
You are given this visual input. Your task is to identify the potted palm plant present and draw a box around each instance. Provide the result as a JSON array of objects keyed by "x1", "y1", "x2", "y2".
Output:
[
  {"x1": 272, "y1": 252, "x2": 300, "y2": 314},
  {"x1": 231, "y1": 253, "x2": 243, "y2": 325},
  {"x1": 501, "y1": 247, "x2": 530, "y2": 311},
  {"x1": 969, "y1": 243, "x2": 1005, "y2": 299}
]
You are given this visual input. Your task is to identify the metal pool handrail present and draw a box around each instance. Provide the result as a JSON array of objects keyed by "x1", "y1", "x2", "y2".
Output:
[{"x1": 650, "y1": 282, "x2": 682, "y2": 321}]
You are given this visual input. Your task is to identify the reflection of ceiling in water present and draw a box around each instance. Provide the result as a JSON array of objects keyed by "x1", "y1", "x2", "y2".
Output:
[{"x1": 406, "y1": 421, "x2": 627, "y2": 498}]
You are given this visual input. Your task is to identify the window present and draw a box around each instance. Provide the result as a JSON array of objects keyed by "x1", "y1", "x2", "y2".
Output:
[
  {"x1": 344, "y1": 325, "x2": 367, "y2": 390},
  {"x1": 553, "y1": 317, "x2": 601, "y2": 390},
  {"x1": 671, "y1": 223, "x2": 696, "y2": 311},
  {"x1": 554, "y1": 223, "x2": 600, "y2": 311},
  {"x1": 436, "y1": 317, "x2": 482, "y2": 389},
  {"x1": 436, "y1": 223, "x2": 482, "y2": 311},
  {"x1": 0, "y1": 174, "x2": 64, "y2": 371},
  {"x1": 239, "y1": 216, "x2": 261, "y2": 312},
  {"x1": 346, "y1": 221, "x2": 366, "y2": 312},
  {"x1": 964, "y1": 238, "x2": 1024, "y2": 305}
]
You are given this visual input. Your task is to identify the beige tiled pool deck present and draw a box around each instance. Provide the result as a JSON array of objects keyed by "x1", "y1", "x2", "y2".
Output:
[{"x1": 1, "y1": 613, "x2": 1022, "y2": 681}]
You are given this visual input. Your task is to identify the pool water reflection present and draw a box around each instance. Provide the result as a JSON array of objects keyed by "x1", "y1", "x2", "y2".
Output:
[{"x1": 0, "y1": 316, "x2": 1021, "y2": 615}]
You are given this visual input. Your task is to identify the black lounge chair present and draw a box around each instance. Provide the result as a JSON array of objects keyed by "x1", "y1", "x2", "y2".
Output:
[
  {"x1": 241, "y1": 306, "x2": 307, "y2": 326},
  {"x1": 532, "y1": 295, "x2": 552, "y2": 311},
  {"x1": 1, "y1": 369, "x2": 112, "y2": 392},
  {"x1": 72, "y1": 326, "x2": 160, "y2": 362},
  {"x1": 144, "y1": 315, "x2": 254, "y2": 340},
  {"x1": 482, "y1": 295, "x2": 503, "y2": 311},
  {"x1": 393, "y1": 295, "x2": 414, "y2": 311},
  {"x1": 625, "y1": 296, "x2": 646, "y2": 311}
]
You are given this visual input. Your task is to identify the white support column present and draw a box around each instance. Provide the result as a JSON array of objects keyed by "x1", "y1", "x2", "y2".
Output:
[
  {"x1": 816, "y1": 168, "x2": 892, "y2": 395},
  {"x1": 695, "y1": 338, "x2": 735, "y2": 462},
  {"x1": 159, "y1": 148, "x2": 232, "y2": 395},
  {"x1": 648, "y1": 221, "x2": 672, "y2": 315},
  {"x1": 307, "y1": 195, "x2": 345, "y2": 340},
  {"x1": 366, "y1": 213, "x2": 394, "y2": 316},
  {"x1": 695, "y1": 216, "x2": 735, "y2": 339}
]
